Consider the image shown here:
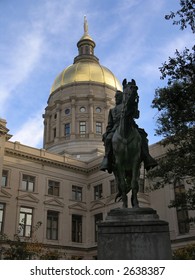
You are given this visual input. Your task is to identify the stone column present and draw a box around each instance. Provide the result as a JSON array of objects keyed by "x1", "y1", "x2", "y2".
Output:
[
  {"x1": 98, "y1": 208, "x2": 172, "y2": 260},
  {"x1": 89, "y1": 97, "x2": 94, "y2": 136},
  {"x1": 71, "y1": 98, "x2": 76, "y2": 139},
  {"x1": 56, "y1": 104, "x2": 61, "y2": 139},
  {"x1": 46, "y1": 114, "x2": 51, "y2": 143}
]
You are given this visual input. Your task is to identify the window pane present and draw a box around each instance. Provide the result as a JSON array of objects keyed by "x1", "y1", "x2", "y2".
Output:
[
  {"x1": 26, "y1": 214, "x2": 32, "y2": 225},
  {"x1": 0, "y1": 203, "x2": 5, "y2": 233},
  {"x1": 2, "y1": 170, "x2": 8, "y2": 187},
  {"x1": 28, "y1": 182, "x2": 34, "y2": 192},
  {"x1": 25, "y1": 225, "x2": 31, "y2": 237},
  {"x1": 53, "y1": 187, "x2": 59, "y2": 196},
  {"x1": 19, "y1": 213, "x2": 25, "y2": 223},
  {"x1": 22, "y1": 180, "x2": 27, "y2": 190}
]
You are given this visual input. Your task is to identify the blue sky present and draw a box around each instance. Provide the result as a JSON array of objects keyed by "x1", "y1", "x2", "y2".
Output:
[{"x1": 0, "y1": 0, "x2": 194, "y2": 148}]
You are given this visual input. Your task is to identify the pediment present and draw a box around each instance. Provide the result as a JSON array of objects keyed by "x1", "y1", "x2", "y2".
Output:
[
  {"x1": 17, "y1": 193, "x2": 39, "y2": 203},
  {"x1": 69, "y1": 202, "x2": 87, "y2": 211},
  {"x1": 44, "y1": 198, "x2": 64, "y2": 207},
  {"x1": 90, "y1": 200, "x2": 105, "y2": 211},
  {"x1": 0, "y1": 188, "x2": 12, "y2": 198}
]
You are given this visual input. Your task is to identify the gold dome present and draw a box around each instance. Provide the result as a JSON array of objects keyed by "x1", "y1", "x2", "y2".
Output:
[
  {"x1": 50, "y1": 17, "x2": 122, "y2": 94},
  {"x1": 50, "y1": 61, "x2": 122, "y2": 93}
]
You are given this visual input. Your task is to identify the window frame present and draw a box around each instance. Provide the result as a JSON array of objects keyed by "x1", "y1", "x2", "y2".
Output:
[
  {"x1": 94, "y1": 184, "x2": 103, "y2": 200},
  {"x1": 79, "y1": 121, "x2": 86, "y2": 137},
  {"x1": 1, "y1": 170, "x2": 9, "y2": 187},
  {"x1": 72, "y1": 185, "x2": 82, "y2": 201},
  {"x1": 18, "y1": 207, "x2": 33, "y2": 237},
  {"x1": 46, "y1": 210, "x2": 59, "y2": 240},
  {"x1": 96, "y1": 122, "x2": 102, "y2": 134},
  {"x1": 48, "y1": 180, "x2": 60, "y2": 197},
  {"x1": 72, "y1": 214, "x2": 82, "y2": 243},
  {"x1": 21, "y1": 174, "x2": 35, "y2": 192}
]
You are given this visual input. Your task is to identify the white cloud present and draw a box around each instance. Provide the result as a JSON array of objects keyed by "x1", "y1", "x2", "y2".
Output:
[
  {"x1": 0, "y1": 31, "x2": 44, "y2": 114},
  {"x1": 11, "y1": 111, "x2": 44, "y2": 148}
]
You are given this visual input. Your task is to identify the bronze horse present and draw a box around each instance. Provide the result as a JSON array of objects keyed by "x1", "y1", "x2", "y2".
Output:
[{"x1": 112, "y1": 79, "x2": 142, "y2": 208}]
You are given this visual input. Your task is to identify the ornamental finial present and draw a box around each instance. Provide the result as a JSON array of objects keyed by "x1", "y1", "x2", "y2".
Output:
[{"x1": 84, "y1": 15, "x2": 88, "y2": 34}]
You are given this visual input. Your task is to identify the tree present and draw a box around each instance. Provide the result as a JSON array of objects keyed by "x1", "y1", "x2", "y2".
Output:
[
  {"x1": 165, "y1": 0, "x2": 195, "y2": 33},
  {"x1": 0, "y1": 221, "x2": 42, "y2": 260},
  {"x1": 148, "y1": 1, "x2": 195, "y2": 211},
  {"x1": 0, "y1": 221, "x2": 65, "y2": 259}
]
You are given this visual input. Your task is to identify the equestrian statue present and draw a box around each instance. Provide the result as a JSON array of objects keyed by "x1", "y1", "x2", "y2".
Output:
[{"x1": 100, "y1": 78, "x2": 157, "y2": 208}]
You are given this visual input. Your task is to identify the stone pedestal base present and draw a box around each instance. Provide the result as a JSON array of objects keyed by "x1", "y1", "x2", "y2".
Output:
[{"x1": 97, "y1": 208, "x2": 172, "y2": 260}]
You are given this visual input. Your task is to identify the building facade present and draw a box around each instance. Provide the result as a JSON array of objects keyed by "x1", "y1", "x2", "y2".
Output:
[{"x1": 0, "y1": 19, "x2": 195, "y2": 259}]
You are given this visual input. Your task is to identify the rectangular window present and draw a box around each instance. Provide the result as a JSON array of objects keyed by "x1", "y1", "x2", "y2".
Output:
[
  {"x1": 0, "y1": 203, "x2": 5, "y2": 234},
  {"x1": 48, "y1": 180, "x2": 60, "y2": 196},
  {"x1": 19, "y1": 207, "x2": 33, "y2": 237},
  {"x1": 79, "y1": 121, "x2": 86, "y2": 137},
  {"x1": 22, "y1": 175, "x2": 35, "y2": 192},
  {"x1": 94, "y1": 184, "x2": 103, "y2": 200},
  {"x1": 72, "y1": 186, "x2": 82, "y2": 201},
  {"x1": 174, "y1": 184, "x2": 190, "y2": 234},
  {"x1": 47, "y1": 211, "x2": 59, "y2": 240},
  {"x1": 94, "y1": 213, "x2": 103, "y2": 242},
  {"x1": 1, "y1": 170, "x2": 8, "y2": 187},
  {"x1": 72, "y1": 215, "x2": 82, "y2": 243},
  {"x1": 177, "y1": 209, "x2": 190, "y2": 234},
  {"x1": 64, "y1": 123, "x2": 70, "y2": 138},
  {"x1": 110, "y1": 179, "x2": 118, "y2": 194},
  {"x1": 96, "y1": 122, "x2": 102, "y2": 134},
  {"x1": 53, "y1": 128, "x2": 56, "y2": 139}
]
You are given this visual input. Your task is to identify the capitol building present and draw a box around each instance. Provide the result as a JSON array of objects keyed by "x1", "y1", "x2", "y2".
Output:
[{"x1": 0, "y1": 19, "x2": 194, "y2": 259}]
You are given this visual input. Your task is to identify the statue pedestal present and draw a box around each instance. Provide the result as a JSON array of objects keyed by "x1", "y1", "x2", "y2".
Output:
[{"x1": 97, "y1": 208, "x2": 172, "y2": 260}]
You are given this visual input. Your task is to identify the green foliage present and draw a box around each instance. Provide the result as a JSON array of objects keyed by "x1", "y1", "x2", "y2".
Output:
[
  {"x1": 0, "y1": 221, "x2": 66, "y2": 260},
  {"x1": 165, "y1": 0, "x2": 195, "y2": 33},
  {"x1": 173, "y1": 243, "x2": 195, "y2": 259},
  {"x1": 169, "y1": 183, "x2": 195, "y2": 211},
  {"x1": 0, "y1": 221, "x2": 42, "y2": 259},
  {"x1": 148, "y1": 0, "x2": 195, "y2": 211}
]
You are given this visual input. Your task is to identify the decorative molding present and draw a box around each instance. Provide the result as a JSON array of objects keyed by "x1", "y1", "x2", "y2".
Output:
[
  {"x1": 68, "y1": 202, "x2": 87, "y2": 211},
  {"x1": 44, "y1": 197, "x2": 64, "y2": 207},
  {"x1": 0, "y1": 188, "x2": 12, "y2": 198},
  {"x1": 17, "y1": 193, "x2": 39, "y2": 203},
  {"x1": 5, "y1": 147, "x2": 101, "y2": 174},
  {"x1": 90, "y1": 200, "x2": 105, "y2": 211}
]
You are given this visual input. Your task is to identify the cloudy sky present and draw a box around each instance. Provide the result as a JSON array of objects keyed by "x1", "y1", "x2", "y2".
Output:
[{"x1": 0, "y1": 0, "x2": 194, "y2": 148}]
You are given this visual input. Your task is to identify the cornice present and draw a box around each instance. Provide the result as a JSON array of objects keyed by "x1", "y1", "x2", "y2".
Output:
[{"x1": 5, "y1": 147, "x2": 101, "y2": 174}]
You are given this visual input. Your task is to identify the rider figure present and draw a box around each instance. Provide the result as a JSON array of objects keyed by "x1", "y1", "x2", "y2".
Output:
[{"x1": 100, "y1": 84, "x2": 157, "y2": 174}]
